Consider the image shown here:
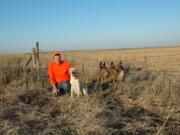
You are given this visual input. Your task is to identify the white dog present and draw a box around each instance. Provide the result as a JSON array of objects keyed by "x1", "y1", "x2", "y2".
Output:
[{"x1": 70, "y1": 68, "x2": 88, "y2": 97}]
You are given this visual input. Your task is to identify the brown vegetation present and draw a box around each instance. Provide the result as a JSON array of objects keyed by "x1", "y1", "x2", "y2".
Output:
[{"x1": 0, "y1": 46, "x2": 180, "y2": 135}]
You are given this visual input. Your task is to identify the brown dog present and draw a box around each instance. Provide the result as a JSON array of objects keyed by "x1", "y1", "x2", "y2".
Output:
[
  {"x1": 97, "y1": 61, "x2": 110, "y2": 84},
  {"x1": 96, "y1": 61, "x2": 126, "y2": 90},
  {"x1": 117, "y1": 65, "x2": 125, "y2": 82},
  {"x1": 108, "y1": 61, "x2": 118, "y2": 83},
  {"x1": 116, "y1": 60, "x2": 125, "y2": 82},
  {"x1": 112, "y1": 61, "x2": 125, "y2": 90}
]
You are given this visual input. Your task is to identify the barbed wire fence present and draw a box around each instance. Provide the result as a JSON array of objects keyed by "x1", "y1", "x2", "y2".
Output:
[
  {"x1": 63, "y1": 53, "x2": 180, "y2": 98},
  {"x1": 0, "y1": 45, "x2": 180, "y2": 91},
  {"x1": 62, "y1": 53, "x2": 180, "y2": 73}
]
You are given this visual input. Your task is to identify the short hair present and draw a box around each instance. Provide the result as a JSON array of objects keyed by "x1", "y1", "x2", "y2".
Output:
[{"x1": 54, "y1": 54, "x2": 61, "y2": 57}]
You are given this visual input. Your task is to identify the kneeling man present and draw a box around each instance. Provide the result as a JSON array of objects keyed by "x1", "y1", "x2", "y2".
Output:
[{"x1": 48, "y1": 51, "x2": 71, "y2": 96}]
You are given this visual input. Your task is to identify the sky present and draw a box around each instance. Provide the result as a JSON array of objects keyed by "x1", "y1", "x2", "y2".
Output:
[{"x1": 0, "y1": 0, "x2": 180, "y2": 53}]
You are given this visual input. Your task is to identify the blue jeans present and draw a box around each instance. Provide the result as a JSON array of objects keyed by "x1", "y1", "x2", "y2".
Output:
[{"x1": 48, "y1": 80, "x2": 71, "y2": 95}]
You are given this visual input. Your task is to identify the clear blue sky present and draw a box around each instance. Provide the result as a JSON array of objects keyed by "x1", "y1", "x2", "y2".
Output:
[{"x1": 0, "y1": 0, "x2": 180, "y2": 53}]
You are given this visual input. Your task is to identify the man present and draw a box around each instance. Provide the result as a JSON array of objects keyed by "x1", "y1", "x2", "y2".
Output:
[{"x1": 48, "y1": 51, "x2": 71, "y2": 96}]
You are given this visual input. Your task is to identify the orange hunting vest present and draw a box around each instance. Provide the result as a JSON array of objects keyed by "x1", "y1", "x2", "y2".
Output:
[{"x1": 48, "y1": 61, "x2": 71, "y2": 85}]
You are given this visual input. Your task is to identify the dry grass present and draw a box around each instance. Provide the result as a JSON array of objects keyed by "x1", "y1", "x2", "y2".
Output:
[{"x1": 0, "y1": 46, "x2": 180, "y2": 135}]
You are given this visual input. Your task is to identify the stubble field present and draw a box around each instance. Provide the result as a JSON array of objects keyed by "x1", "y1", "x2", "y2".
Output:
[{"x1": 0, "y1": 46, "x2": 179, "y2": 135}]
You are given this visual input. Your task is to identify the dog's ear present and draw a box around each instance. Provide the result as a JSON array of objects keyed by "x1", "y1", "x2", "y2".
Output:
[
  {"x1": 118, "y1": 61, "x2": 124, "y2": 71},
  {"x1": 110, "y1": 61, "x2": 114, "y2": 66},
  {"x1": 103, "y1": 62, "x2": 106, "y2": 68},
  {"x1": 99, "y1": 61, "x2": 102, "y2": 67},
  {"x1": 119, "y1": 60, "x2": 123, "y2": 66},
  {"x1": 110, "y1": 61, "x2": 115, "y2": 69}
]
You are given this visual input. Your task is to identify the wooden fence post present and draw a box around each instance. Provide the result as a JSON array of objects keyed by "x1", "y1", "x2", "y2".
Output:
[
  {"x1": 32, "y1": 48, "x2": 36, "y2": 68},
  {"x1": 25, "y1": 55, "x2": 32, "y2": 67},
  {"x1": 36, "y1": 41, "x2": 39, "y2": 68}
]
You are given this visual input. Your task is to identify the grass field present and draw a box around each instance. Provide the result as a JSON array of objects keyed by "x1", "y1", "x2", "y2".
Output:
[{"x1": 0, "y1": 46, "x2": 180, "y2": 135}]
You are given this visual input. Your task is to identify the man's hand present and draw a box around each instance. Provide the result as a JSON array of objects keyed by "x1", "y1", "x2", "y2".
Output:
[{"x1": 53, "y1": 86, "x2": 59, "y2": 96}]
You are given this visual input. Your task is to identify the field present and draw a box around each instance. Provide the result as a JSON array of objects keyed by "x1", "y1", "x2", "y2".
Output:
[{"x1": 0, "y1": 46, "x2": 180, "y2": 135}]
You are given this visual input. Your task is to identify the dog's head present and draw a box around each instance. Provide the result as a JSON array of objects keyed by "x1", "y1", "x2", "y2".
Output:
[
  {"x1": 118, "y1": 60, "x2": 124, "y2": 71},
  {"x1": 70, "y1": 68, "x2": 79, "y2": 79},
  {"x1": 99, "y1": 61, "x2": 103, "y2": 69},
  {"x1": 119, "y1": 60, "x2": 123, "y2": 66},
  {"x1": 99, "y1": 61, "x2": 106, "y2": 69},
  {"x1": 110, "y1": 61, "x2": 116, "y2": 69}
]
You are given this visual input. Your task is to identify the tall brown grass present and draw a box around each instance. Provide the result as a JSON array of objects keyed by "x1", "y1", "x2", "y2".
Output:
[{"x1": 0, "y1": 46, "x2": 179, "y2": 135}]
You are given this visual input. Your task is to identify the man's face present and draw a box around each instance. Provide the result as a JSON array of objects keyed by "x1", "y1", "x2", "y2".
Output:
[{"x1": 54, "y1": 55, "x2": 61, "y2": 64}]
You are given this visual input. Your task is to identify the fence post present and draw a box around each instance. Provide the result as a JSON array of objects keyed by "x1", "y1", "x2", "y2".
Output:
[
  {"x1": 32, "y1": 48, "x2": 36, "y2": 68},
  {"x1": 36, "y1": 41, "x2": 39, "y2": 68},
  {"x1": 25, "y1": 55, "x2": 32, "y2": 67}
]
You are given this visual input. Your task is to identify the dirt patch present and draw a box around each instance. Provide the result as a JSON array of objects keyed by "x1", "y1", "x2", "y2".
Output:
[{"x1": 19, "y1": 90, "x2": 49, "y2": 107}]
